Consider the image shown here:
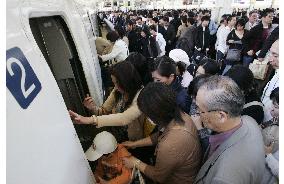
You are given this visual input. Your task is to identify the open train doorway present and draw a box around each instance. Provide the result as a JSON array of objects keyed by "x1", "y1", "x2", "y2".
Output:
[{"x1": 29, "y1": 16, "x2": 99, "y2": 153}]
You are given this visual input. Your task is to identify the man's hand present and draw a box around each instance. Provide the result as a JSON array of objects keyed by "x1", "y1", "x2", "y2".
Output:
[{"x1": 247, "y1": 50, "x2": 254, "y2": 56}]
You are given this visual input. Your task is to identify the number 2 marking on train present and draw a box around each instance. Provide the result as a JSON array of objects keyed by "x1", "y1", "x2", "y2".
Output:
[
  {"x1": 6, "y1": 47, "x2": 42, "y2": 109},
  {"x1": 7, "y1": 58, "x2": 36, "y2": 98}
]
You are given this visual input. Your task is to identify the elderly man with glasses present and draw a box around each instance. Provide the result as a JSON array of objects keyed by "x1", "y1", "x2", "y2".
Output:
[{"x1": 192, "y1": 75, "x2": 265, "y2": 184}]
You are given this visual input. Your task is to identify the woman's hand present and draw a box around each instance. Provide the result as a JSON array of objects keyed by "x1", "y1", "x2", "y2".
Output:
[
  {"x1": 122, "y1": 156, "x2": 137, "y2": 169},
  {"x1": 83, "y1": 94, "x2": 96, "y2": 112},
  {"x1": 69, "y1": 110, "x2": 94, "y2": 125},
  {"x1": 121, "y1": 141, "x2": 137, "y2": 149}
]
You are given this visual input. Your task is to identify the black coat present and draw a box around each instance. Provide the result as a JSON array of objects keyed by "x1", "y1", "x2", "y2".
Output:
[
  {"x1": 180, "y1": 25, "x2": 197, "y2": 51},
  {"x1": 139, "y1": 36, "x2": 158, "y2": 58},
  {"x1": 195, "y1": 25, "x2": 210, "y2": 51},
  {"x1": 165, "y1": 24, "x2": 178, "y2": 54},
  {"x1": 226, "y1": 29, "x2": 249, "y2": 51},
  {"x1": 157, "y1": 25, "x2": 167, "y2": 40},
  {"x1": 127, "y1": 30, "x2": 140, "y2": 53},
  {"x1": 242, "y1": 23, "x2": 275, "y2": 55},
  {"x1": 258, "y1": 26, "x2": 279, "y2": 58}
]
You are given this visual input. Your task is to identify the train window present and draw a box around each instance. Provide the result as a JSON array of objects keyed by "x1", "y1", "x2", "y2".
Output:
[{"x1": 29, "y1": 16, "x2": 98, "y2": 153}]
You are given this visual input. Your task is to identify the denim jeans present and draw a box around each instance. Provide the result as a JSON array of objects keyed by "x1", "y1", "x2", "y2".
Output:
[
  {"x1": 222, "y1": 65, "x2": 232, "y2": 75},
  {"x1": 243, "y1": 55, "x2": 254, "y2": 67}
]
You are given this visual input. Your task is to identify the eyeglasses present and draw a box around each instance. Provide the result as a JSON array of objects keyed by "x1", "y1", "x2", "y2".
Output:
[
  {"x1": 195, "y1": 109, "x2": 219, "y2": 116},
  {"x1": 195, "y1": 106, "x2": 228, "y2": 116}
]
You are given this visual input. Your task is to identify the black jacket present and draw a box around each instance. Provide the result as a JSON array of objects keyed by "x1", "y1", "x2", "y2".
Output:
[
  {"x1": 179, "y1": 25, "x2": 197, "y2": 54},
  {"x1": 170, "y1": 77, "x2": 192, "y2": 114},
  {"x1": 139, "y1": 36, "x2": 158, "y2": 58},
  {"x1": 258, "y1": 26, "x2": 279, "y2": 58},
  {"x1": 242, "y1": 23, "x2": 274, "y2": 54},
  {"x1": 195, "y1": 25, "x2": 210, "y2": 51},
  {"x1": 127, "y1": 30, "x2": 140, "y2": 53},
  {"x1": 157, "y1": 25, "x2": 167, "y2": 39},
  {"x1": 226, "y1": 29, "x2": 249, "y2": 51}
]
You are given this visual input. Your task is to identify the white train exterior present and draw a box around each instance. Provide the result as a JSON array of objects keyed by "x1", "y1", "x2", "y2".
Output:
[{"x1": 7, "y1": 0, "x2": 103, "y2": 183}]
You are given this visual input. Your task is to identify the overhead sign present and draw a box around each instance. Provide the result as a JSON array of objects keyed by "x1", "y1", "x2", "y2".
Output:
[{"x1": 6, "y1": 47, "x2": 42, "y2": 109}]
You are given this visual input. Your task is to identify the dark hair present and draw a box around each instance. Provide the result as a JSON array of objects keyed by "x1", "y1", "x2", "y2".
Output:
[
  {"x1": 270, "y1": 87, "x2": 279, "y2": 104},
  {"x1": 187, "y1": 74, "x2": 210, "y2": 97},
  {"x1": 109, "y1": 61, "x2": 142, "y2": 108},
  {"x1": 202, "y1": 10, "x2": 210, "y2": 15},
  {"x1": 201, "y1": 15, "x2": 210, "y2": 22},
  {"x1": 125, "y1": 20, "x2": 134, "y2": 26},
  {"x1": 106, "y1": 31, "x2": 120, "y2": 42},
  {"x1": 187, "y1": 17, "x2": 195, "y2": 25},
  {"x1": 236, "y1": 18, "x2": 246, "y2": 28},
  {"x1": 152, "y1": 17, "x2": 159, "y2": 23},
  {"x1": 163, "y1": 16, "x2": 169, "y2": 23},
  {"x1": 188, "y1": 11, "x2": 195, "y2": 18},
  {"x1": 224, "y1": 65, "x2": 257, "y2": 96},
  {"x1": 199, "y1": 58, "x2": 220, "y2": 75},
  {"x1": 141, "y1": 27, "x2": 151, "y2": 37},
  {"x1": 181, "y1": 16, "x2": 188, "y2": 27},
  {"x1": 125, "y1": 52, "x2": 152, "y2": 86},
  {"x1": 150, "y1": 56, "x2": 176, "y2": 77},
  {"x1": 137, "y1": 82, "x2": 183, "y2": 127},
  {"x1": 149, "y1": 24, "x2": 157, "y2": 32},
  {"x1": 114, "y1": 25, "x2": 126, "y2": 39},
  {"x1": 176, "y1": 62, "x2": 186, "y2": 76},
  {"x1": 172, "y1": 10, "x2": 179, "y2": 19},
  {"x1": 176, "y1": 37, "x2": 192, "y2": 57},
  {"x1": 221, "y1": 14, "x2": 228, "y2": 20},
  {"x1": 260, "y1": 8, "x2": 274, "y2": 18},
  {"x1": 226, "y1": 15, "x2": 236, "y2": 22},
  {"x1": 136, "y1": 17, "x2": 142, "y2": 21},
  {"x1": 249, "y1": 10, "x2": 258, "y2": 16}
]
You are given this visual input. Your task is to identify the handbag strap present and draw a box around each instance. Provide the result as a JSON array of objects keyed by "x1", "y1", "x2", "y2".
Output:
[{"x1": 243, "y1": 101, "x2": 264, "y2": 109}]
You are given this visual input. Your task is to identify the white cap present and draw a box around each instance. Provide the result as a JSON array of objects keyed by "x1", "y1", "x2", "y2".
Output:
[
  {"x1": 169, "y1": 49, "x2": 190, "y2": 66},
  {"x1": 85, "y1": 131, "x2": 117, "y2": 161}
]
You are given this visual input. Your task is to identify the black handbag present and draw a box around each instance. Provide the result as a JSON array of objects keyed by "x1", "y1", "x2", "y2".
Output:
[
  {"x1": 225, "y1": 48, "x2": 241, "y2": 62},
  {"x1": 225, "y1": 32, "x2": 242, "y2": 62}
]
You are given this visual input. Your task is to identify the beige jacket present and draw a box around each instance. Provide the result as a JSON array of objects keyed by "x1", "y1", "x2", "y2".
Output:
[
  {"x1": 95, "y1": 89, "x2": 145, "y2": 141},
  {"x1": 145, "y1": 114, "x2": 202, "y2": 184},
  {"x1": 95, "y1": 37, "x2": 113, "y2": 55},
  {"x1": 177, "y1": 24, "x2": 190, "y2": 38}
]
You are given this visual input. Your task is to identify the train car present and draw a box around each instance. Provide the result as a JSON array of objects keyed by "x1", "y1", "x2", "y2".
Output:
[{"x1": 6, "y1": 0, "x2": 104, "y2": 183}]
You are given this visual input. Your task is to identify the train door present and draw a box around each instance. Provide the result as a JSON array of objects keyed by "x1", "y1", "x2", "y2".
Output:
[{"x1": 29, "y1": 16, "x2": 97, "y2": 151}]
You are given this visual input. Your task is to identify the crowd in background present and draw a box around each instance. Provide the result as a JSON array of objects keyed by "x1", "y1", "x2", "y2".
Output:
[{"x1": 69, "y1": 7, "x2": 279, "y2": 184}]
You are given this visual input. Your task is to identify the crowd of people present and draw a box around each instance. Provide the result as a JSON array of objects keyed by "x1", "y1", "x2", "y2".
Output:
[{"x1": 69, "y1": 7, "x2": 279, "y2": 184}]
